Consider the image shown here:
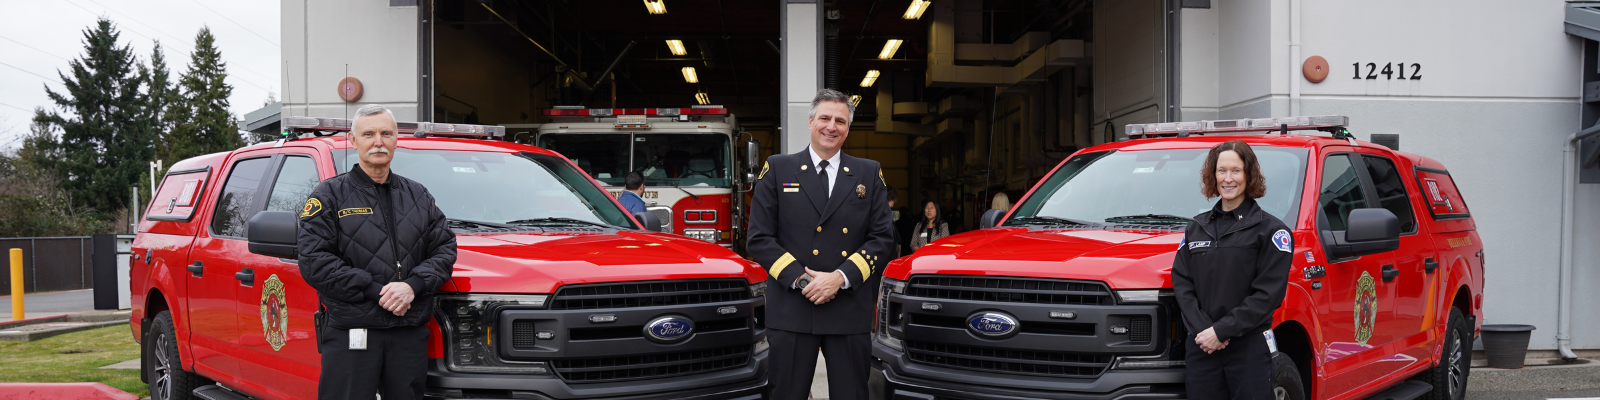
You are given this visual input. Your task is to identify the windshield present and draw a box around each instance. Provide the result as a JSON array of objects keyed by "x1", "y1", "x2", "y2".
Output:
[
  {"x1": 1007, "y1": 147, "x2": 1308, "y2": 228},
  {"x1": 339, "y1": 149, "x2": 637, "y2": 229},
  {"x1": 540, "y1": 133, "x2": 731, "y2": 187}
]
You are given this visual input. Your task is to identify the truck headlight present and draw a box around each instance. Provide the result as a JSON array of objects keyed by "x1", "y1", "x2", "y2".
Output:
[
  {"x1": 1114, "y1": 289, "x2": 1171, "y2": 304},
  {"x1": 435, "y1": 294, "x2": 552, "y2": 374},
  {"x1": 750, "y1": 281, "x2": 767, "y2": 298},
  {"x1": 875, "y1": 278, "x2": 906, "y2": 352}
]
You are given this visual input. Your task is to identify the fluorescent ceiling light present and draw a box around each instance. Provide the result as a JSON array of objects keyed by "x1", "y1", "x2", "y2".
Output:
[
  {"x1": 643, "y1": 0, "x2": 666, "y2": 14},
  {"x1": 682, "y1": 67, "x2": 699, "y2": 83},
  {"x1": 849, "y1": 95, "x2": 863, "y2": 107},
  {"x1": 860, "y1": 70, "x2": 881, "y2": 87},
  {"x1": 666, "y1": 40, "x2": 687, "y2": 56},
  {"x1": 903, "y1": 0, "x2": 931, "y2": 19},
  {"x1": 695, "y1": 92, "x2": 710, "y2": 105},
  {"x1": 878, "y1": 39, "x2": 903, "y2": 60}
]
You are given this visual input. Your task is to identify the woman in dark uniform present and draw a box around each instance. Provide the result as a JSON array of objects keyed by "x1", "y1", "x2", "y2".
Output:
[{"x1": 1171, "y1": 140, "x2": 1295, "y2": 400}]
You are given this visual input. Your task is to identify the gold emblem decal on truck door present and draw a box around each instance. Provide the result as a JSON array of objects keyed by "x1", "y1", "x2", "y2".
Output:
[
  {"x1": 1354, "y1": 271, "x2": 1378, "y2": 345},
  {"x1": 260, "y1": 274, "x2": 290, "y2": 351}
]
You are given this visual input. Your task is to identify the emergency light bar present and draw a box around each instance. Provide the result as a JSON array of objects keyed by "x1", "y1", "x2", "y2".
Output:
[
  {"x1": 280, "y1": 117, "x2": 505, "y2": 139},
  {"x1": 1124, "y1": 115, "x2": 1350, "y2": 139},
  {"x1": 541, "y1": 106, "x2": 729, "y2": 117}
]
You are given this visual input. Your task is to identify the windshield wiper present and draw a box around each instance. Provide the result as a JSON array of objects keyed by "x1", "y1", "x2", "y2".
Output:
[
  {"x1": 447, "y1": 218, "x2": 520, "y2": 230},
  {"x1": 1104, "y1": 214, "x2": 1194, "y2": 224},
  {"x1": 1009, "y1": 215, "x2": 1100, "y2": 227},
  {"x1": 505, "y1": 217, "x2": 615, "y2": 228},
  {"x1": 671, "y1": 185, "x2": 700, "y2": 201}
]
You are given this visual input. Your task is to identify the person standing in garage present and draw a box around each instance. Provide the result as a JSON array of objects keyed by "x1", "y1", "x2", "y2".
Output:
[
  {"x1": 746, "y1": 89, "x2": 896, "y2": 400},
  {"x1": 298, "y1": 104, "x2": 457, "y2": 400},
  {"x1": 618, "y1": 171, "x2": 648, "y2": 215},
  {"x1": 1170, "y1": 140, "x2": 1293, "y2": 400}
]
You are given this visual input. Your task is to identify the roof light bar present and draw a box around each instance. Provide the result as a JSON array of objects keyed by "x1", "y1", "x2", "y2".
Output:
[
  {"x1": 1124, "y1": 115, "x2": 1350, "y2": 138},
  {"x1": 666, "y1": 40, "x2": 686, "y2": 56},
  {"x1": 281, "y1": 116, "x2": 502, "y2": 139},
  {"x1": 878, "y1": 39, "x2": 903, "y2": 60},
  {"x1": 904, "y1": 0, "x2": 931, "y2": 19},
  {"x1": 643, "y1": 0, "x2": 666, "y2": 15},
  {"x1": 421, "y1": 122, "x2": 505, "y2": 138},
  {"x1": 540, "y1": 107, "x2": 728, "y2": 117},
  {"x1": 860, "y1": 70, "x2": 881, "y2": 87},
  {"x1": 682, "y1": 67, "x2": 698, "y2": 83}
]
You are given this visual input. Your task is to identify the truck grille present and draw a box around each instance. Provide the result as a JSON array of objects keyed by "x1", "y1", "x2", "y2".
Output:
[
  {"x1": 905, "y1": 341, "x2": 1112, "y2": 378},
  {"x1": 550, "y1": 345, "x2": 750, "y2": 383},
  {"x1": 1129, "y1": 316, "x2": 1152, "y2": 343},
  {"x1": 550, "y1": 279, "x2": 750, "y2": 310},
  {"x1": 906, "y1": 276, "x2": 1113, "y2": 306}
]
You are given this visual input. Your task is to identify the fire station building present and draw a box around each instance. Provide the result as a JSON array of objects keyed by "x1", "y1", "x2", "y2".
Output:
[{"x1": 261, "y1": 0, "x2": 1598, "y2": 358}]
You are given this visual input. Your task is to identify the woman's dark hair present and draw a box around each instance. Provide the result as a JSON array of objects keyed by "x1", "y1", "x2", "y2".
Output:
[
  {"x1": 922, "y1": 200, "x2": 942, "y2": 224},
  {"x1": 1200, "y1": 140, "x2": 1267, "y2": 199}
]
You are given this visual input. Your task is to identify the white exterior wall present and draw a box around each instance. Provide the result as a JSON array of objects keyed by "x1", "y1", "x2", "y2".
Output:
[
  {"x1": 282, "y1": 0, "x2": 419, "y2": 121},
  {"x1": 1183, "y1": 0, "x2": 1590, "y2": 350}
]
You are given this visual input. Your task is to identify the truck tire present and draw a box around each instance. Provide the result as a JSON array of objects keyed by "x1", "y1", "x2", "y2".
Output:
[
  {"x1": 147, "y1": 311, "x2": 207, "y2": 400},
  {"x1": 1419, "y1": 308, "x2": 1470, "y2": 400},
  {"x1": 1272, "y1": 352, "x2": 1307, "y2": 400}
]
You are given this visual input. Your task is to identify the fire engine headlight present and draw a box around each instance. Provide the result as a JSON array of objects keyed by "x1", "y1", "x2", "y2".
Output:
[
  {"x1": 875, "y1": 278, "x2": 906, "y2": 352},
  {"x1": 435, "y1": 294, "x2": 553, "y2": 375},
  {"x1": 684, "y1": 228, "x2": 719, "y2": 242}
]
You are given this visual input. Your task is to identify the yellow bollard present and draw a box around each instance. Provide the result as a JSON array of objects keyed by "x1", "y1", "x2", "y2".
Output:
[{"x1": 10, "y1": 248, "x2": 21, "y2": 321}]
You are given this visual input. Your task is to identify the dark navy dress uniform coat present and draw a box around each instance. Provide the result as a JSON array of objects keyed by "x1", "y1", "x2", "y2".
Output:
[{"x1": 746, "y1": 148, "x2": 896, "y2": 335}]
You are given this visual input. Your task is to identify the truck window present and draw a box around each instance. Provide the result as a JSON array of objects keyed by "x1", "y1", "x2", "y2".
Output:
[
  {"x1": 210, "y1": 157, "x2": 273, "y2": 238},
  {"x1": 265, "y1": 156, "x2": 320, "y2": 213},
  {"x1": 1361, "y1": 155, "x2": 1416, "y2": 234},
  {"x1": 1318, "y1": 154, "x2": 1368, "y2": 232},
  {"x1": 632, "y1": 134, "x2": 730, "y2": 188},
  {"x1": 146, "y1": 169, "x2": 209, "y2": 222}
]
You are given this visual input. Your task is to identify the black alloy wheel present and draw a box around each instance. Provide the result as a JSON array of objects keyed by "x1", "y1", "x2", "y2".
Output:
[
  {"x1": 148, "y1": 311, "x2": 207, "y2": 400},
  {"x1": 1421, "y1": 308, "x2": 1471, "y2": 400}
]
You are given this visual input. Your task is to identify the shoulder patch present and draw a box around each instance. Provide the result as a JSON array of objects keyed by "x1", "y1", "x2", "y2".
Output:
[
  {"x1": 1272, "y1": 229, "x2": 1292, "y2": 253},
  {"x1": 878, "y1": 168, "x2": 886, "y2": 187},
  {"x1": 301, "y1": 198, "x2": 323, "y2": 218},
  {"x1": 758, "y1": 161, "x2": 770, "y2": 180}
]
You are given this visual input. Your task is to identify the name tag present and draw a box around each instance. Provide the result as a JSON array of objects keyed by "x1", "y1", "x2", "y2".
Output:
[
  {"x1": 349, "y1": 328, "x2": 368, "y2": 350},
  {"x1": 784, "y1": 188, "x2": 799, "y2": 192},
  {"x1": 338, "y1": 207, "x2": 373, "y2": 218},
  {"x1": 1188, "y1": 241, "x2": 1211, "y2": 250}
]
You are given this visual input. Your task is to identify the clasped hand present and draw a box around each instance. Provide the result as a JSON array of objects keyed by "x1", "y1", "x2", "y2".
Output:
[
  {"x1": 1195, "y1": 327, "x2": 1230, "y2": 354},
  {"x1": 379, "y1": 282, "x2": 415, "y2": 316},
  {"x1": 801, "y1": 268, "x2": 842, "y2": 305}
]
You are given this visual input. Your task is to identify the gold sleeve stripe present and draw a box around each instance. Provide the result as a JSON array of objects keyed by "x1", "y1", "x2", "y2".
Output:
[
  {"x1": 848, "y1": 253, "x2": 871, "y2": 282},
  {"x1": 770, "y1": 253, "x2": 796, "y2": 279}
]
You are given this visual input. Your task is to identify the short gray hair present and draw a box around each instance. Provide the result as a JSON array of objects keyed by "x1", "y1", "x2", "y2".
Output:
[
  {"x1": 807, "y1": 89, "x2": 855, "y2": 125},
  {"x1": 351, "y1": 104, "x2": 394, "y2": 125}
]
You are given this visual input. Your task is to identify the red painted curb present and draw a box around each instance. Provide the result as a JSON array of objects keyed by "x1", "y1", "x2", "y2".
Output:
[{"x1": 0, "y1": 383, "x2": 139, "y2": 400}]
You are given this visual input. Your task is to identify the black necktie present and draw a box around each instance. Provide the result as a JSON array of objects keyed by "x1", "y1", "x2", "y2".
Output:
[{"x1": 817, "y1": 160, "x2": 829, "y2": 178}]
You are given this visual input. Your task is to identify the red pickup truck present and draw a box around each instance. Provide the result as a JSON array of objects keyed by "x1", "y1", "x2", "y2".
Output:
[
  {"x1": 871, "y1": 116, "x2": 1483, "y2": 400},
  {"x1": 129, "y1": 117, "x2": 769, "y2": 400}
]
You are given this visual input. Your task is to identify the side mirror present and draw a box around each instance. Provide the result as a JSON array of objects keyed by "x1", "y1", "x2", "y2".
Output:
[
  {"x1": 980, "y1": 209, "x2": 1007, "y2": 229},
  {"x1": 743, "y1": 139, "x2": 761, "y2": 185},
  {"x1": 633, "y1": 211, "x2": 663, "y2": 233},
  {"x1": 1326, "y1": 208, "x2": 1400, "y2": 259},
  {"x1": 247, "y1": 211, "x2": 299, "y2": 259}
]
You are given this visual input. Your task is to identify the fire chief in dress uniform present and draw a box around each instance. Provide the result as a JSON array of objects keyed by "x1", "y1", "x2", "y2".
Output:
[{"x1": 747, "y1": 89, "x2": 895, "y2": 400}]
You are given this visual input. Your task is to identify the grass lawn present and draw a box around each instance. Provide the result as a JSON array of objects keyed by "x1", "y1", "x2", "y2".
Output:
[{"x1": 0, "y1": 325, "x2": 147, "y2": 397}]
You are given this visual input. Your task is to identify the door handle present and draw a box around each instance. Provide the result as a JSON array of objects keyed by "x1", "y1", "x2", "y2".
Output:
[
  {"x1": 187, "y1": 261, "x2": 204, "y2": 277},
  {"x1": 236, "y1": 268, "x2": 255, "y2": 286},
  {"x1": 1424, "y1": 258, "x2": 1439, "y2": 273},
  {"x1": 1382, "y1": 265, "x2": 1399, "y2": 282}
]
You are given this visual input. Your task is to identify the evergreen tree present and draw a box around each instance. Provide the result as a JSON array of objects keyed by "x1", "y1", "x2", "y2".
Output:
[
  {"x1": 168, "y1": 27, "x2": 243, "y2": 162},
  {"x1": 33, "y1": 18, "x2": 155, "y2": 215},
  {"x1": 145, "y1": 41, "x2": 179, "y2": 160}
]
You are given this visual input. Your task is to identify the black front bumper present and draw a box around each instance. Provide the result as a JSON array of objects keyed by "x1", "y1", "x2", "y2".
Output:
[
  {"x1": 425, "y1": 349, "x2": 768, "y2": 400},
  {"x1": 870, "y1": 341, "x2": 1184, "y2": 400}
]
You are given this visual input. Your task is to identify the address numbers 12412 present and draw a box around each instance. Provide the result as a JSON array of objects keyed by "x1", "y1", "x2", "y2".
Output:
[{"x1": 1352, "y1": 62, "x2": 1421, "y2": 80}]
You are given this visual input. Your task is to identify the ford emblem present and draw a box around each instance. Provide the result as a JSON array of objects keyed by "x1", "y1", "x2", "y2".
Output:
[
  {"x1": 966, "y1": 311, "x2": 1020, "y2": 338},
  {"x1": 644, "y1": 315, "x2": 695, "y2": 343}
]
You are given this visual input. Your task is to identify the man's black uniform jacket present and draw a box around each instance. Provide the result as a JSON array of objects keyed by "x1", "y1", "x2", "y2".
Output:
[
  {"x1": 1171, "y1": 197, "x2": 1293, "y2": 341},
  {"x1": 298, "y1": 168, "x2": 456, "y2": 329},
  {"x1": 747, "y1": 148, "x2": 895, "y2": 335}
]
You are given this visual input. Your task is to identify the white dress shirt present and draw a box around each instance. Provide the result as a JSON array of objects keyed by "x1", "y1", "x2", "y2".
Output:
[{"x1": 806, "y1": 147, "x2": 849, "y2": 288}]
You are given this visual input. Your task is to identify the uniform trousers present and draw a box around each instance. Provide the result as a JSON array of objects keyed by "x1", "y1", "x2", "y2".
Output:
[
  {"x1": 767, "y1": 329, "x2": 871, "y2": 400},
  {"x1": 317, "y1": 324, "x2": 429, "y2": 400},
  {"x1": 1184, "y1": 328, "x2": 1274, "y2": 400}
]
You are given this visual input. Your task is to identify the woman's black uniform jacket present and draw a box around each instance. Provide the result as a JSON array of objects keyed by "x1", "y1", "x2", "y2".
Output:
[{"x1": 1171, "y1": 197, "x2": 1294, "y2": 341}]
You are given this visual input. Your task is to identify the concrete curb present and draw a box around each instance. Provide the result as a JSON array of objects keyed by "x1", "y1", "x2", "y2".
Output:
[{"x1": 0, "y1": 311, "x2": 131, "y2": 342}]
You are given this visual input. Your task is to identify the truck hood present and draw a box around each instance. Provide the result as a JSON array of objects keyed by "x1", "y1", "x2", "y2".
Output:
[
  {"x1": 883, "y1": 227, "x2": 1183, "y2": 289},
  {"x1": 442, "y1": 230, "x2": 763, "y2": 293}
]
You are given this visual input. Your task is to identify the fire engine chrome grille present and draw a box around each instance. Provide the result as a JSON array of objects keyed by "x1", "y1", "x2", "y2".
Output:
[
  {"x1": 905, "y1": 341, "x2": 1112, "y2": 378},
  {"x1": 549, "y1": 279, "x2": 750, "y2": 310},
  {"x1": 905, "y1": 276, "x2": 1114, "y2": 306},
  {"x1": 550, "y1": 345, "x2": 750, "y2": 383}
]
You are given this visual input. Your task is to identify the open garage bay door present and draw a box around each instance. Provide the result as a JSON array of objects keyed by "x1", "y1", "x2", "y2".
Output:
[{"x1": 1092, "y1": 0, "x2": 1178, "y2": 144}]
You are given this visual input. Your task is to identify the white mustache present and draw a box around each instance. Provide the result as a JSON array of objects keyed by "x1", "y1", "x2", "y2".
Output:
[{"x1": 367, "y1": 147, "x2": 389, "y2": 155}]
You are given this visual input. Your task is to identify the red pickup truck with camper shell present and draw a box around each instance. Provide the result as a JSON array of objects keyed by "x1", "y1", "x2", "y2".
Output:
[
  {"x1": 129, "y1": 116, "x2": 770, "y2": 400},
  {"x1": 870, "y1": 115, "x2": 1484, "y2": 400}
]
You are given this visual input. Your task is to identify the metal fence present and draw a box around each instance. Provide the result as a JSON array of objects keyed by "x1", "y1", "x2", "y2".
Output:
[{"x1": 0, "y1": 237, "x2": 92, "y2": 295}]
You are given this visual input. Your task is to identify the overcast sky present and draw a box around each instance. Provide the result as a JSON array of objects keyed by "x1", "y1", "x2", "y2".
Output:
[{"x1": 0, "y1": 0, "x2": 280, "y2": 151}]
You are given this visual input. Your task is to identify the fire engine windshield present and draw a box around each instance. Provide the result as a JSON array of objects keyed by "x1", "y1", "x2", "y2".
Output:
[
  {"x1": 1006, "y1": 147, "x2": 1307, "y2": 228},
  {"x1": 338, "y1": 149, "x2": 638, "y2": 229},
  {"x1": 539, "y1": 133, "x2": 731, "y2": 188}
]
